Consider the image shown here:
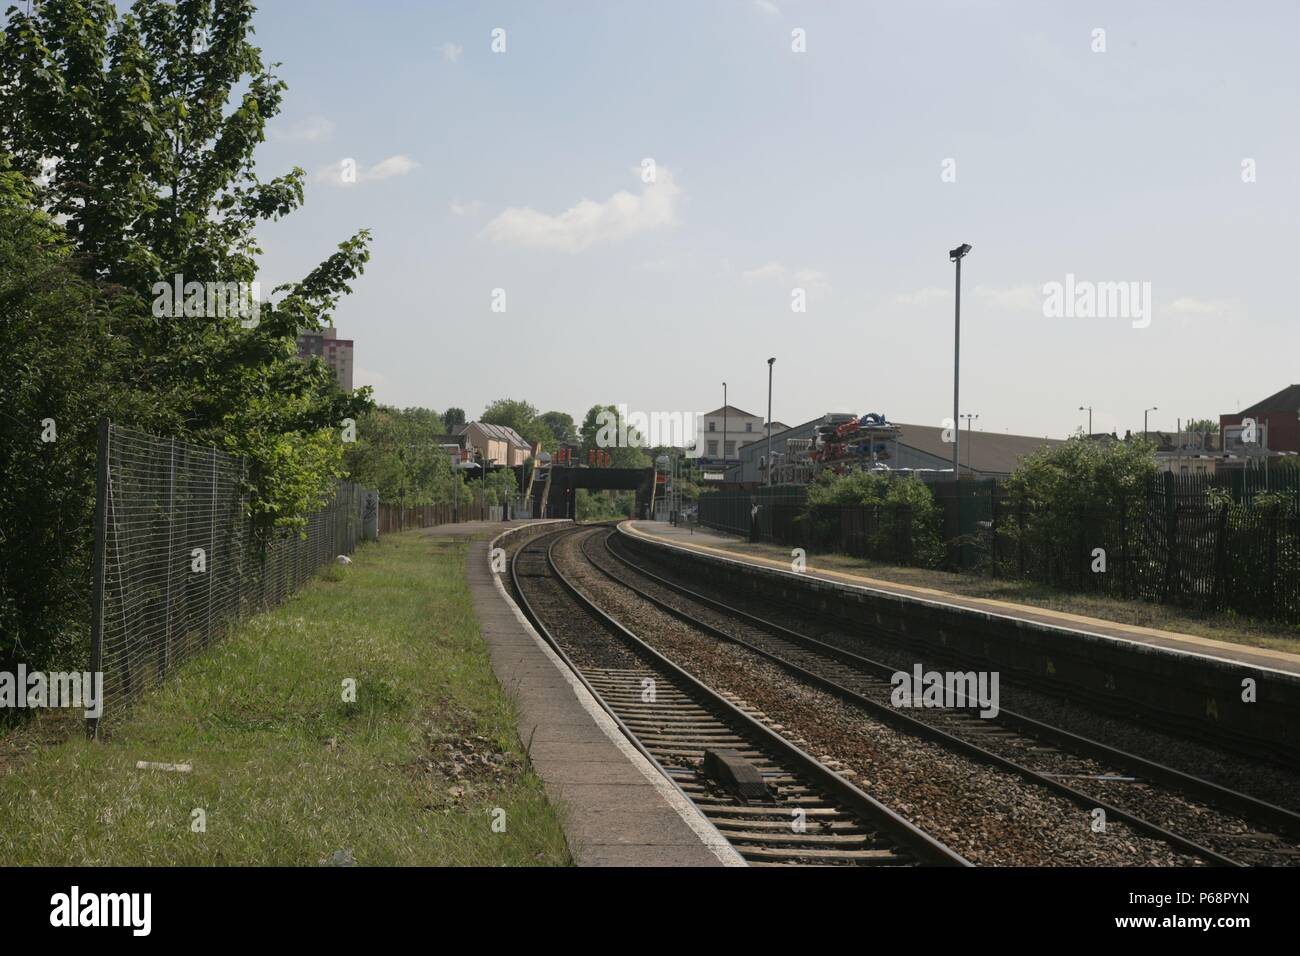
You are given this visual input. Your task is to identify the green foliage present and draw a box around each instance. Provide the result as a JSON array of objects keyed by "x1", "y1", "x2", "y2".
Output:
[
  {"x1": 576, "y1": 490, "x2": 634, "y2": 521},
  {"x1": 0, "y1": 4, "x2": 375, "y2": 669},
  {"x1": 1005, "y1": 435, "x2": 1157, "y2": 513},
  {"x1": 442, "y1": 406, "x2": 466, "y2": 430},
  {"x1": 342, "y1": 406, "x2": 461, "y2": 506},
  {"x1": 578, "y1": 404, "x2": 651, "y2": 468},
  {"x1": 481, "y1": 398, "x2": 551, "y2": 451},
  {"x1": 477, "y1": 468, "x2": 519, "y2": 507},
  {"x1": 804, "y1": 470, "x2": 942, "y2": 567},
  {"x1": 807, "y1": 468, "x2": 889, "y2": 506},
  {"x1": 538, "y1": 410, "x2": 577, "y2": 445}
]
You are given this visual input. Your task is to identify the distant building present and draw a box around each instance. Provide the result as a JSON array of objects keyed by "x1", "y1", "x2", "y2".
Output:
[
  {"x1": 296, "y1": 326, "x2": 353, "y2": 391},
  {"x1": 1220, "y1": 385, "x2": 1300, "y2": 456},
  {"x1": 458, "y1": 422, "x2": 532, "y2": 468},
  {"x1": 729, "y1": 415, "x2": 1063, "y2": 483},
  {"x1": 689, "y1": 405, "x2": 783, "y2": 465}
]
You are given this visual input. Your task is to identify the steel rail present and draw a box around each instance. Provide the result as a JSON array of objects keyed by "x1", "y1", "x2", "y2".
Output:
[
  {"x1": 593, "y1": 528, "x2": 1295, "y2": 867},
  {"x1": 510, "y1": 525, "x2": 970, "y2": 866}
]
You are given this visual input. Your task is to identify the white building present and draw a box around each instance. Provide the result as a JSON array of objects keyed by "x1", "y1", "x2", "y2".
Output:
[{"x1": 689, "y1": 405, "x2": 779, "y2": 464}]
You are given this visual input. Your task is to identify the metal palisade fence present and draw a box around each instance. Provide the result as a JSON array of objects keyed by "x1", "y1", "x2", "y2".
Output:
[
  {"x1": 699, "y1": 471, "x2": 1300, "y2": 625},
  {"x1": 88, "y1": 420, "x2": 370, "y2": 733}
]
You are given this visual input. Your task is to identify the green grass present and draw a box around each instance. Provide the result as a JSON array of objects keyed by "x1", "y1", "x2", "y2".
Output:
[
  {"x1": 0, "y1": 532, "x2": 571, "y2": 866},
  {"x1": 709, "y1": 538, "x2": 1300, "y2": 656}
]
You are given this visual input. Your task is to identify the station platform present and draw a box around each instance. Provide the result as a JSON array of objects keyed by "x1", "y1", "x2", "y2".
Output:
[
  {"x1": 465, "y1": 521, "x2": 742, "y2": 867},
  {"x1": 622, "y1": 521, "x2": 1300, "y2": 680}
]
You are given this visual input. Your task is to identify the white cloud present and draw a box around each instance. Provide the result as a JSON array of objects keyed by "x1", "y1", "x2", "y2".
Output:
[
  {"x1": 743, "y1": 261, "x2": 831, "y2": 294},
  {"x1": 892, "y1": 287, "x2": 948, "y2": 306},
  {"x1": 269, "y1": 116, "x2": 335, "y2": 143},
  {"x1": 480, "y1": 168, "x2": 680, "y2": 252},
  {"x1": 439, "y1": 42, "x2": 463, "y2": 63},
  {"x1": 449, "y1": 199, "x2": 482, "y2": 216},
  {"x1": 973, "y1": 284, "x2": 1041, "y2": 310},
  {"x1": 893, "y1": 284, "x2": 1040, "y2": 311},
  {"x1": 315, "y1": 154, "x2": 420, "y2": 187},
  {"x1": 754, "y1": 0, "x2": 781, "y2": 16},
  {"x1": 1166, "y1": 296, "x2": 1243, "y2": 320}
]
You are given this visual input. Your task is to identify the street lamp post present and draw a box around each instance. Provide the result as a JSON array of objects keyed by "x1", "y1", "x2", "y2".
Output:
[
  {"x1": 1144, "y1": 406, "x2": 1159, "y2": 441},
  {"x1": 766, "y1": 357, "x2": 775, "y2": 486},
  {"x1": 1079, "y1": 405, "x2": 1092, "y2": 436},
  {"x1": 949, "y1": 244, "x2": 972, "y2": 478},
  {"x1": 961, "y1": 413, "x2": 979, "y2": 470},
  {"x1": 722, "y1": 382, "x2": 727, "y2": 471}
]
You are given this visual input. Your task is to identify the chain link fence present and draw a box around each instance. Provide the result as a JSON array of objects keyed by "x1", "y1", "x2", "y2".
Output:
[{"x1": 89, "y1": 421, "x2": 369, "y2": 731}]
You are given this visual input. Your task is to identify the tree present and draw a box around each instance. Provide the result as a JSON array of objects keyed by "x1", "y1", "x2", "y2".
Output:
[
  {"x1": 342, "y1": 406, "x2": 458, "y2": 505},
  {"x1": 578, "y1": 404, "x2": 650, "y2": 468},
  {"x1": 0, "y1": 160, "x2": 154, "y2": 674},
  {"x1": 539, "y1": 410, "x2": 577, "y2": 445},
  {"x1": 482, "y1": 398, "x2": 552, "y2": 451},
  {"x1": 0, "y1": 0, "x2": 374, "y2": 531},
  {"x1": 442, "y1": 406, "x2": 466, "y2": 431},
  {"x1": 0, "y1": 3, "x2": 376, "y2": 672}
]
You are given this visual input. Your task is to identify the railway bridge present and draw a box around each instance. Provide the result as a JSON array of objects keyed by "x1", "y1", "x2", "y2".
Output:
[{"x1": 526, "y1": 465, "x2": 656, "y2": 519}]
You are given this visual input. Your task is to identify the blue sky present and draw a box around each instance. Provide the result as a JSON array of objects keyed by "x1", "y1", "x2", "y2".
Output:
[{"x1": 248, "y1": 0, "x2": 1299, "y2": 439}]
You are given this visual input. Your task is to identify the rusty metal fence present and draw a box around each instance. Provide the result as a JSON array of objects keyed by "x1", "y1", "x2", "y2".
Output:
[{"x1": 89, "y1": 421, "x2": 369, "y2": 731}]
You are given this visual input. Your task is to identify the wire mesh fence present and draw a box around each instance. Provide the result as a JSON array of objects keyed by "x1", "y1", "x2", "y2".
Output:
[{"x1": 91, "y1": 421, "x2": 369, "y2": 730}]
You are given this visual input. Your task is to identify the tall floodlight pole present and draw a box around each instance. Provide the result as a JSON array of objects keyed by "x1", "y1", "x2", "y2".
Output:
[
  {"x1": 722, "y1": 382, "x2": 728, "y2": 469},
  {"x1": 1144, "y1": 406, "x2": 1158, "y2": 441},
  {"x1": 1079, "y1": 405, "x2": 1092, "y2": 435},
  {"x1": 949, "y1": 244, "x2": 971, "y2": 477},
  {"x1": 766, "y1": 357, "x2": 776, "y2": 485}
]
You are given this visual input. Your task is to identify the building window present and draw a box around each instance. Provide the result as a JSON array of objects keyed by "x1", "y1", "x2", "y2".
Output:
[
  {"x1": 746, "y1": 422, "x2": 753, "y2": 432},
  {"x1": 707, "y1": 440, "x2": 719, "y2": 456},
  {"x1": 708, "y1": 421, "x2": 715, "y2": 432},
  {"x1": 725, "y1": 441, "x2": 736, "y2": 457}
]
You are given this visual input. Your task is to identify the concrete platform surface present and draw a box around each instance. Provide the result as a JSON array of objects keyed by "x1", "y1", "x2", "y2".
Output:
[
  {"x1": 624, "y1": 520, "x2": 1300, "y2": 679},
  {"x1": 466, "y1": 524, "x2": 742, "y2": 867}
]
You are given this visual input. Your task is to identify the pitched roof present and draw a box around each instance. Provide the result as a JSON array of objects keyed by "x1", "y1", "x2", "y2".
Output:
[
  {"x1": 702, "y1": 404, "x2": 764, "y2": 419},
  {"x1": 892, "y1": 423, "x2": 1063, "y2": 475},
  {"x1": 458, "y1": 421, "x2": 530, "y2": 448},
  {"x1": 1238, "y1": 385, "x2": 1300, "y2": 416}
]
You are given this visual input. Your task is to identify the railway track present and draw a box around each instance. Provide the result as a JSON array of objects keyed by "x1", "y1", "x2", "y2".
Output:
[
  {"x1": 591, "y1": 526, "x2": 1300, "y2": 867},
  {"x1": 508, "y1": 526, "x2": 969, "y2": 867}
]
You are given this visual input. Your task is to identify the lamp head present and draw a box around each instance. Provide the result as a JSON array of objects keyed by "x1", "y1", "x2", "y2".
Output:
[{"x1": 949, "y1": 243, "x2": 972, "y2": 261}]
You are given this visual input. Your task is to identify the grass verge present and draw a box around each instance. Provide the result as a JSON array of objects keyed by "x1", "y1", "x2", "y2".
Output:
[
  {"x1": 685, "y1": 533, "x2": 1300, "y2": 656},
  {"x1": 0, "y1": 531, "x2": 571, "y2": 866}
]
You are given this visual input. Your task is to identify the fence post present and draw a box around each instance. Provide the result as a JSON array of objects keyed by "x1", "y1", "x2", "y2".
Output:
[
  {"x1": 1120, "y1": 496, "x2": 1129, "y2": 600},
  {"x1": 162, "y1": 438, "x2": 175, "y2": 680},
  {"x1": 1211, "y1": 500, "x2": 1228, "y2": 611},
  {"x1": 1162, "y1": 471, "x2": 1178, "y2": 603},
  {"x1": 1017, "y1": 495, "x2": 1026, "y2": 578},
  {"x1": 1269, "y1": 502, "x2": 1279, "y2": 616},
  {"x1": 207, "y1": 444, "x2": 217, "y2": 645},
  {"x1": 87, "y1": 417, "x2": 110, "y2": 739}
]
